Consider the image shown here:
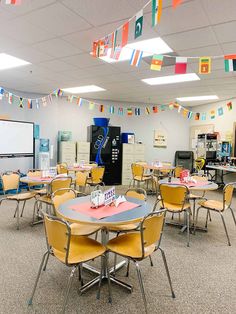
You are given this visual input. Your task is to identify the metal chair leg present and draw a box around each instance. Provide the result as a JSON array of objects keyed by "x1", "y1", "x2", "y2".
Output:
[
  {"x1": 62, "y1": 266, "x2": 76, "y2": 314},
  {"x1": 205, "y1": 209, "x2": 210, "y2": 228},
  {"x1": 20, "y1": 200, "x2": 26, "y2": 217},
  {"x1": 194, "y1": 207, "x2": 201, "y2": 234},
  {"x1": 113, "y1": 254, "x2": 117, "y2": 277},
  {"x1": 159, "y1": 248, "x2": 175, "y2": 298},
  {"x1": 208, "y1": 211, "x2": 212, "y2": 222},
  {"x1": 105, "y1": 253, "x2": 112, "y2": 303},
  {"x1": 43, "y1": 253, "x2": 50, "y2": 271},
  {"x1": 229, "y1": 207, "x2": 236, "y2": 225},
  {"x1": 219, "y1": 212, "x2": 231, "y2": 246},
  {"x1": 28, "y1": 251, "x2": 48, "y2": 305},
  {"x1": 32, "y1": 200, "x2": 38, "y2": 225},
  {"x1": 149, "y1": 255, "x2": 154, "y2": 267},
  {"x1": 186, "y1": 210, "x2": 190, "y2": 247},
  {"x1": 16, "y1": 202, "x2": 20, "y2": 230},
  {"x1": 97, "y1": 256, "x2": 104, "y2": 300},
  {"x1": 126, "y1": 259, "x2": 130, "y2": 277},
  {"x1": 134, "y1": 261, "x2": 147, "y2": 314}
]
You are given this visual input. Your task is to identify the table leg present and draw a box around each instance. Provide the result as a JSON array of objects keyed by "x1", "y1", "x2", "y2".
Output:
[{"x1": 80, "y1": 229, "x2": 133, "y2": 294}]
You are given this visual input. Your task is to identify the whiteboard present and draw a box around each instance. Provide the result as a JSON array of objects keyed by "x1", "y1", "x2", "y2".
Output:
[{"x1": 0, "y1": 120, "x2": 34, "y2": 156}]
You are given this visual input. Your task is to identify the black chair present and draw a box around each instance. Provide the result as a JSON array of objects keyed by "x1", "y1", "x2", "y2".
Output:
[{"x1": 174, "y1": 151, "x2": 194, "y2": 173}]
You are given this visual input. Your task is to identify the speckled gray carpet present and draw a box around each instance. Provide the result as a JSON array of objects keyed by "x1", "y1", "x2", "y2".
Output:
[{"x1": 0, "y1": 186, "x2": 236, "y2": 314}]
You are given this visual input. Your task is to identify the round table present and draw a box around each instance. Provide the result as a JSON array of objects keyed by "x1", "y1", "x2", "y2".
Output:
[
  {"x1": 158, "y1": 177, "x2": 218, "y2": 191},
  {"x1": 57, "y1": 195, "x2": 152, "y2": 294},
  {"x1": 68, "y1": 166, "x2": 92, "y2": 173}
]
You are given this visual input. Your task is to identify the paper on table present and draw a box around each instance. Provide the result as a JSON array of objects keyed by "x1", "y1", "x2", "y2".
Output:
[{"x1": 115, "y1": 195, "x2": 126, "y2": 207}]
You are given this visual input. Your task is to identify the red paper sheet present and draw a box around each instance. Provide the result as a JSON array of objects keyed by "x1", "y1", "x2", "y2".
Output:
[
  {"x1": 168, "y1": 181, "x2": 209, "y2": 187},
  {"x1": 70, "y1": 201, "x2": 140, "y2": 219}
]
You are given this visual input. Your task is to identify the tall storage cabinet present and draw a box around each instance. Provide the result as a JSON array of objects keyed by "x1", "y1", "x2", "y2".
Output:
[
  {"x1": 77, "y1": 141, "x2": 90, "y2": 163},
  {"x1": 122, "y1": 143, "x2": 145, "y2": 185},
  {"x1": 58, "y1": 141, "x2": 76, "y2": 165}
]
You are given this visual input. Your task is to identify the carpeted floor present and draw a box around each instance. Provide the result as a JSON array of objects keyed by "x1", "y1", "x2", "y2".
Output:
[{"x1": 0, "y1": 186, "x2": 235, "y2": 314}]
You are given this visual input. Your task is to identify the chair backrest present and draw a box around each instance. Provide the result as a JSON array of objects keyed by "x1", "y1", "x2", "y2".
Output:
[
  {"x1": 191, "y1": 175, "x2": 207, "y2": 182},
  {"x1": 159, "y1": 184, "x2": 189, "y2": 207},
  {"x1": 125, "y1": 188, "x2": 147, "y2": 201},
  {"x1": 50, "y1": 176, "x2": 72, "y2": 194},
  {"x1": 27, "y1": 169, "x2": 42, "y2": 188},
  {"x1": 174, "y1": 166, "x2": 183, "y2": 178},
  {"x1": 223, "y1": 183, "x2": 234, "y2": 208},
  {"x1": 195, "y1": 158, "x2": 205, "y2": 171},
  {"x1": 1, "y1": 173, "x2": 20, "y2": 193},
  {"x1": 91, "y1": 167, "x2": 105, "y2": 183},
  {"x1": 139, "y1": 210, "x2": 166, "y2": 258},
  {"x1": 175, "y1": 151, "x2": 194, "y2": 172},
  {"x1": 56, "y1": 163, "x2": 68, "y2": 175},
  {"x1": 135, "y1": 161, "x2": 147, "y2": 166},
  {"x1": 44, "y1": 213, "x2": 71, "y2": 265},
  {"x1": 51, "y1": 188, "x2": 77, "y2": 212},
  {"x1": 131, "y1": 163, "x2": 144, "y2": 178},
  {"x1": 84, "y1": 162, "x2": 97, "y2": 168},
  {"x1": 75, "y1": 171, "x2": 87, "y2": 187}
]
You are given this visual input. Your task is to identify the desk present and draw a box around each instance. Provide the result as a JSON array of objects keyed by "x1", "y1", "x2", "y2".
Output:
[
  {"x1": 206, "y1": 165, "x2": 236, "y2": 186},
  {"x1": 57, "y1": 195, "x2": 152, "y2": 294}
]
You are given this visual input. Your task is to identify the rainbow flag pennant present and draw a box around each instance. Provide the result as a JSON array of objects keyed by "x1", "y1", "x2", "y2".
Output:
[{"x1": 130, "y1": 49, "x2": 143, "y2": 67}]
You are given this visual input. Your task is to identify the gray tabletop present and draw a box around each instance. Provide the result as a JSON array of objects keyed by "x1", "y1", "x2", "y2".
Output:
[
  {"x1": 206, "y1": 165, "x2": 236, "y2": 173},
  {"x1": 57, "y1": 195, "x2": 152, "y2": 226},
  {"x1": 159, "y1": 178, "x2": 218, "y2": 191}
]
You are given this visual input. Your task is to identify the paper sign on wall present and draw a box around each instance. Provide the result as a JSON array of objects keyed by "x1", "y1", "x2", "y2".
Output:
[{"x1": 154, "y1": 129, "x2": 167, "y2": 147}]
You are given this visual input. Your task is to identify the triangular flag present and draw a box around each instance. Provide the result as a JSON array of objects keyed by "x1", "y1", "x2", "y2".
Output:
[
  {"x1": 150, "y1": 55, "x2": 163, "y2": 71},
  {"x1": 195, "y1": 113, "x2": 200, "y2": 121},
  {"x1": 109, "y1": 106, "x2": 115, "y2": 114},
  {"x1": 224, "y1": 55, "x2": 236, "y2": 72},
  {"x1": 110, "y1": 30, "x2": 117, "y2": 58},
  {"x1": 218, "y1": 107, "x2": 224, "y2": 116},
  {"x1": 99, "y1": 104, "x2": 104, "y2": 112},
  {"x1": 188, "y1": 111, "x2": 193, "y2": 119},
  {"x1": 172, "y1": 0, "x2": 182, "y2": 8},
  {"x1": 175, "y1": 57, "x2": 187, "y2": 74},
  {"x1": 134, "y1": 10, "x2": 143, "y2": 39},
  {"x1": 89, "y1": 102, "x2": 95, "y2": 110},
  {"x1": 130, "y1": 49, "x2": 143, "y2": 67},
  {"x1": 121, "y1": 21, "x2": 129, "y2": 47},
  {"x1": 210, "y1": 110, "x2": 215, "y2": 119},
  {"x1": 152, "y1": 0, "x2": 162, "y2": 27},
  {"x1": 145, "y1": 107, "x2": 150, "y2": 115},
  {"x1": 153, "y1": 106, "x2": 158, "y2": 113},
  {"x1": 135, "y1": 108, "x2": 141, "y2": 116},
  {"x1": 182, "y1": 109, "x2": 188, "y2": 118},
  {"x1": 118, "y1": 107, "x2": 124, "y2": 116}
]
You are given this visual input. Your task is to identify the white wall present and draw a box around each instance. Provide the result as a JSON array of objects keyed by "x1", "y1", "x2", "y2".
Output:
[
  {"x1": 189, "y1": 98, "x2": 236, "y2": 142},
  {"x1": 0, "y1": 94, "x2": 190, "y2": 173}
]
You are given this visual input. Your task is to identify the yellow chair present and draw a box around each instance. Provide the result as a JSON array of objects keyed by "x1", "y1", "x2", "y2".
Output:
[
  {"x1": 106, "y1": 210, "x2": 175, "y2": 313},
  {"x1": 32, "y1": 176, "x2": 72, "y2": 225},
  {"x1": 174, "y1": 166, "x2": 183, "y2": 178},
  {"x1": 28, "y1": 213, "x2": 109, "y2": 313},
  {"x1": 195, "y1": 158, "x2": 205, "y2": 173},
  {"x1": 52, "y1": 188, "x2": 100, "y2": 237},
  {"x1": 130, "y1": 163, "x2": 153, "y2": 189},
  {"x1": 159, "y1": 184, "x2": 191, "y2": 247},
  {"x1": 159, "y1": 161, "x2": 173, "y2": 178},
  {"x1": 194, "y1": 183, "x2": 236, "y2": 246},
  {"x1": 56, "y1": 163, "x2": 68, "y2": 175},
  {"x1": 0, "y1": 172, "x2": 36, "y2": 229},
  {"x1": 75, "y1": 171, "x2": 88, "y2": 194},
  {"x1": 86, "y1": 166, "x2": 105, "y2": 187},
  {"x1": 27, "y1": 169, "x2": 47, "y2": 196}
]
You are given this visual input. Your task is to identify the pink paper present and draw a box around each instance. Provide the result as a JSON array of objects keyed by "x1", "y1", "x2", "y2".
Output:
[
  {"x1": 70, "y1": 201, "x2": 140, "y2": 219},
  {"x1": 168, "y1": 181, "x2": 209, "y2": 187},
  {"x1": 28, "y1": 177, "x2": 52, "y2": 182}
]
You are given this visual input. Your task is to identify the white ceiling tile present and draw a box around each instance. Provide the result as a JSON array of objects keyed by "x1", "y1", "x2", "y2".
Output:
[
  {"x1": 221, "y1": 42, "x2": 236, "y2": 55},
  {"x1": 62, "y1": 53, "x2": 103, "y2": 68},
  {"x1": 33, "y1": 38, "x2": 82, "y2": 58},
  {"x1": 163, "y1": 27, "x2": 218, "y2": 51},
  {"x1": 5, "y1": 46, "x2": 53, "y2": 64},
  {"x1": 25, "y1": 2, "x2": 92, "y2": 37},
  {"x1": 39, "y1": 60, "x2": 77, "y2": 72},
  {"x1": 202, "y1": 0, "x2": 236, "y2": 24},
  {"x1": 213, "y1": 21, "x2": 236, "y2": 44}
]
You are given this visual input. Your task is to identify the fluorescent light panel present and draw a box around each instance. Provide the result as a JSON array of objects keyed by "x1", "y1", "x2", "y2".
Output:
[
  {"x1": 177, "y1": 95, "x2": 219, "y2": 101},
  {"x1": 0, "y1": 53, "x2": 30, "y2": 70},
  {"x1": 62, "y1": 85, "x2": 106, "y2": 94},
  {"x1": 99, "y1": 37, "x2": 173, "y2": 63},
  {"x1": 142, "y1": 73, "x2": 200, "y2": 85}
]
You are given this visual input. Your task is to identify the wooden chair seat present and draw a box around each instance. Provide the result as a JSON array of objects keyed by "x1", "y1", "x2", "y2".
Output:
[
  {"x1": 54, "y1": 236, "x2": 106, "y2": 264},
  {"x1": 7, "y1": 191, "x2": 36, "y2": 201},
  {"x1": 162, "y1": 201, "x2": 191, "y2": 212},
  {"x1": 107, "y1": 233, "x2": 156, "y2": 259},
  {"x1": 198, "y1": 199, "x2": 224, "y2": 211},
  {"x1": 108, "y1": 223, "x2": 138, "y2": 232}
]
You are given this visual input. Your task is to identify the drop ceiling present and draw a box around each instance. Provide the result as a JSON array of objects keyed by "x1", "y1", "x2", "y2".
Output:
[{"x1": 0, "y1": 0, "x2": 236, "y2": 106}]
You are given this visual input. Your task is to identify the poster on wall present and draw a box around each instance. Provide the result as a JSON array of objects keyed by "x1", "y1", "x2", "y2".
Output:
[{"x1": 154, "y1": 129, "x2": 167, "y2": 147}]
